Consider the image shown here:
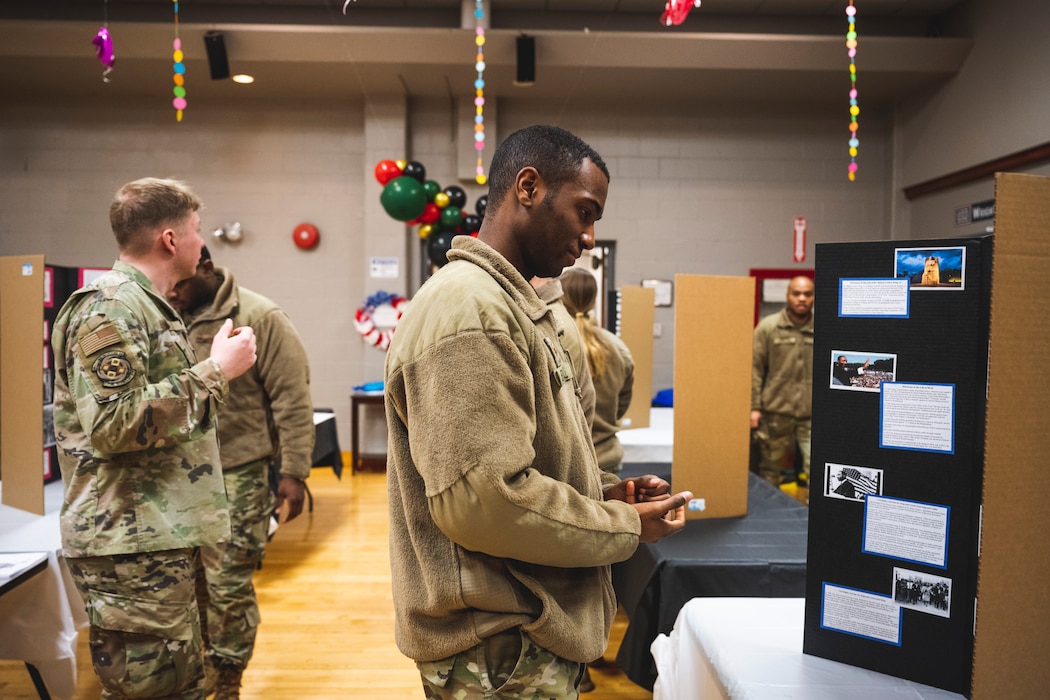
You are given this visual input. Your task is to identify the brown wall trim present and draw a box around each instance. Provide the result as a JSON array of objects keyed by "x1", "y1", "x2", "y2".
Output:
[{"x1": 903, "y1": 141, "x2": 1050, "y2": 200}]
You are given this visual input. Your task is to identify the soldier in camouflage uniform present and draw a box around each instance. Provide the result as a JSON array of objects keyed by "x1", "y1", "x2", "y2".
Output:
[
  {"x1": 51, "y1": 177, "x2": 258, "y2": 699},
  {"x1": 751, "y1": 276, "x2": 815, "y2": 489},
  {"x1": 169, "y1": 247, "x2": 314, "y2": 700}
]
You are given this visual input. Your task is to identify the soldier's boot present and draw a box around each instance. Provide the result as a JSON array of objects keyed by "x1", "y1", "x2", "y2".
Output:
[{"x1": 212, "y1": 663, "x2": 244, "y2": 700}]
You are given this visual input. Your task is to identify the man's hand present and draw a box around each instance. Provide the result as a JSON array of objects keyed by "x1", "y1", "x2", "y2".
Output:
[
  {"x1": 275, "y1": 476, "x2": 306, "y2": 523},
  {"x1": 209, "y1": 318, "x2": 257, "y2": 380},
  {"x1": 605, "y1": 475, "x2": 671, "y2": 505},
  {"x1": 634, "y1": 490, "x2": 693, "y2": 543},
  {"x1": 750, "y1": 410, "x2": 762, "y2": 430}
]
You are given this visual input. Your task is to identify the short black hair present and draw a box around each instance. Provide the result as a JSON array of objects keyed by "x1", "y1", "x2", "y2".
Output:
[{"x1": 485, "y1": 125, "x2": 609, "y2": 212}]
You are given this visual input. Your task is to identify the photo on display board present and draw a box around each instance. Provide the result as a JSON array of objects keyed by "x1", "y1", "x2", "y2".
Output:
[
  {"x1": 824, "y1": 462, "x2": 883, "y2": 502},
  {"x1": 43, "y1": 403, "x2": 55, "y2": 448},
  {"x1": 894, "y1": 246, "x2": 966, "y2": 291},
  {"x1": 830, "y1": 350, "x2": 897, "y2": 392},
  {"x1": 893, "y1": 567, "x2": 952, "y2": 618}
]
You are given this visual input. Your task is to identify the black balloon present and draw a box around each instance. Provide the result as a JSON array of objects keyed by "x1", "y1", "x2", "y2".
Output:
[
  {"x1": 443, "y1": 185, "x2": 467, "y2": 209},
  {"x1": 427, "y1": 231, "x2": 456, "y2": 268},
  {"x1": 463, "y1": 214, "x2": 481, "y2": 233},
  {"x1": 402, "y1": 160, "x2": 426, "y2": 182},
  {"x1": 475, "y1": 194, "x2": 488, "y2": 218}
]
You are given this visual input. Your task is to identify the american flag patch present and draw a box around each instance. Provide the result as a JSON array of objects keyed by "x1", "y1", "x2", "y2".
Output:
[{"x1": 79, "y1": 325, "x2": 121, "y2": 356}]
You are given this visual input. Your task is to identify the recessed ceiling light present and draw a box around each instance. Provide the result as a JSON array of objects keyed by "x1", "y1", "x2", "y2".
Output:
[{"x1": 232, "y1": 74, "x2": 255, "y2": 84}]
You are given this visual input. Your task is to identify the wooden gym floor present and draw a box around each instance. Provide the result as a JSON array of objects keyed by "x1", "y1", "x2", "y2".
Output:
[{"x1": 0, "y1": 466, "x2": 652, "y2": 699}]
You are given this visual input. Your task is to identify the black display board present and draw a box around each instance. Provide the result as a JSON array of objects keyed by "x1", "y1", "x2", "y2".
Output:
[{"x1": 803, "y1": 235, "x2": 993, "y2": 697}]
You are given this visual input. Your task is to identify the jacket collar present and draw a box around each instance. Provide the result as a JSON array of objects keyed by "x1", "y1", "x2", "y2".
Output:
[
  {"x1": 185, "y1": 266, "x2": 239, "y2": 323},
  {"x1": 777, "y1": 306, "x2": 814, "y2": 332},
  {"x1": 447, "y1": 236, "x2": 547, "y2": 322},
  {"x1": 111, "y1": 260, "x2": 180, "y2": 318}
]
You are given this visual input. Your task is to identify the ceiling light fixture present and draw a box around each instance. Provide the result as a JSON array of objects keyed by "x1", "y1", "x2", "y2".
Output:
[{"x1": 232, "y1": 74, "x2": 254, "y2": 84}]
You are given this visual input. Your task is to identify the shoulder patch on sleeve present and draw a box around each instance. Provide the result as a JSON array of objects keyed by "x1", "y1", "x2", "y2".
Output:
[
  {"x1": 92, "y1": 351, "x2": 136, "y2": 389},
  {"x1": 78, "y1": 325, "x2": 121, "y2": 356}
]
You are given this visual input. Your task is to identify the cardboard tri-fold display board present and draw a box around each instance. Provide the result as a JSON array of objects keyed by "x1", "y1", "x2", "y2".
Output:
[
  {"x1": 1, "y1": 257, "x2": 82, "y2": 514},
  {"x1": 672, "y1": 274, "x2": 753, "y2": 519},
  {"x1": 803, "y1": 172, "x2": 1050, "y2": 698}
]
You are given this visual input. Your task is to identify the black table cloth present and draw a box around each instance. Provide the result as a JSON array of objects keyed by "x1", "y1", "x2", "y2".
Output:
[{"x1": 612, "y1": 465, "x2": 809, "y2": 690}]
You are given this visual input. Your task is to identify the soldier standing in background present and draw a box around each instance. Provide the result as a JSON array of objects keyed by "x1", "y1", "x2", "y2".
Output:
[
  {"x1": 169, "y1": 247, "x2": 315, "y2": 700},
  {"x1": 51, "y1": 177, "x2": 257, "y2": 698},
  {"x1": 751, "y1": 275, "x2": 815, "y2": 492}
]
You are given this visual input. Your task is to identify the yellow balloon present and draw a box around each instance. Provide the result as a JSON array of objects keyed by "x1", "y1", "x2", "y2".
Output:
[
  {"x1": 433, "y1": 192, "x2": 450, "y2": 208},
  {"x1": 475, "y1": 174, "x2": 487, "y2": 185},
  {"x1": 396, "y1": 159, "x2": 407, "y2": 170},
  {"x1": 419, "y1": 224, "x2": 433, "y2": 239}
]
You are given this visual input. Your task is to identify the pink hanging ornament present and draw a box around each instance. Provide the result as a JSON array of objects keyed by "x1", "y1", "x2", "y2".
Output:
[{"x1": 92, "y1": 26, "x2": 115, "y2": 82}]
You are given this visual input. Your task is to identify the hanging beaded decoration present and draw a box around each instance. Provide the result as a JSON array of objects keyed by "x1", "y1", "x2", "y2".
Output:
[
  {"x1": 473, "y1": 0, "x2": 487, "y2": 185},
  {"x1": 846, "y1": 1, "x2": 859, "y2": 181},
  {"x1": 172, "y1": 0, "x2": 187, "y2": 122}
]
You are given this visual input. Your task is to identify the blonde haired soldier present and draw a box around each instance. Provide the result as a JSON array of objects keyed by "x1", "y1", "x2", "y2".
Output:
[
  {"x1": 51, "y1": 177, "x2": 257, "y2": 699},
  {"x1": 559, "y1": 267, "x2": 635, "y2": 475}
]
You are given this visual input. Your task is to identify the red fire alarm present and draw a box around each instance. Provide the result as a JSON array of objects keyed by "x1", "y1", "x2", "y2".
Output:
[{"x1": 292, "y1": 223, "x2": 320, "y2": 250}]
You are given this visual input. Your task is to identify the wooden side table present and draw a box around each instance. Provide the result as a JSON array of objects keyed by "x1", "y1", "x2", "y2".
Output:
[{"x1": 350, "y1": 392, "x2": 387, "y2": 474}]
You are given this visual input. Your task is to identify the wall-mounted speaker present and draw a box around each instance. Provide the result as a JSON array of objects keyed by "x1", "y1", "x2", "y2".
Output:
[
  {"x1": 515, "y1": 35, "x2": 535, "y2": 86},
  {"x1": 204, "y1": 31, "x2": 230, "y2": 80}
]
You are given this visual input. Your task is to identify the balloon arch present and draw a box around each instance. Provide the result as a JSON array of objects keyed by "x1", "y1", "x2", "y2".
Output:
[{"x1": 374, "y1": 159, "x2": 487, "y2": 269}]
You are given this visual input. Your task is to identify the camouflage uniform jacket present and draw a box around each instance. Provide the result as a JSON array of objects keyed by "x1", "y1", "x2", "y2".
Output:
[
  {"x1": 591, "y1": 328, "x2": 634, "y2": 471},
  {"x1": 51, "y1": 260, "x2": 231, "y2": 558},
  {"x1": 751, "y1": 308, "x2": 814, "y2": 419},
  {"x1": 384, "y1": 235, "x2": 639, "y2": 665},
  {"x1": 180, "y1": 268, "x2": 314, "y2": 479}
]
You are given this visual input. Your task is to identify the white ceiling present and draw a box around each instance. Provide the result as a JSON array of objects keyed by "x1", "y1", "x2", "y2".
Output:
[{"x1": 0, "y1": 0, "x2": 971, "y2": 110}]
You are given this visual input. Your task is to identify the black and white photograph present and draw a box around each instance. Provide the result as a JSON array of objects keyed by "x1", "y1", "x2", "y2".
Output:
[
  {"x1": 824, "y1": 463, "x2": 883, "y2": 502},
  {"x1": 830, "y1": 350, "x2": 897, "y2": 392},
  {"x1": 43, "y1": 403, "x2": 55, "y2": 448},
  {"x1": 895, "y1": 246, "x2": 966, "y2": 291},
  {"x1": 43, "y1": 368, "x2": 53, "y2": 405},
  {"x1": 893, "y1": 567, "x2": 952, "y2": 618}
]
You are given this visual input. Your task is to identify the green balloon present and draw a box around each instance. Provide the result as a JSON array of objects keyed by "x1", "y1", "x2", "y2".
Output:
[
  {"x1": 439, "y1": 205, "x2": 462, "y2": 229},
  {"x1": 423, "y1": 179, "x2": 442, "y2": 201},
  {"x1": 381, "y1": 176, "x2": 427, "y2": 221}
]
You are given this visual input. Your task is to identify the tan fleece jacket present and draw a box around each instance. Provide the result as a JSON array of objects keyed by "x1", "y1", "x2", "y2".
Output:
[
  {"x1": 181, "y1": 268, "x2": 314, "y2": 479},
  {"x1": 384, "y1": 236, "x2": 640, "y2": 664},
  {"x1": 591, "y1": 328, "x2": 634, "y2": 471},
  {"x1": 752, "y1": 307, "x2": 814, "y2": 419}
]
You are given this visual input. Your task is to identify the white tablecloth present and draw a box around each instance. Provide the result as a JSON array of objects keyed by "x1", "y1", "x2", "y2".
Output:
[
  {"x1": 651, "y1": 598, "x2": 965, "y2": 700},
  {"x1": 0, "y1": 480, "x2": 87, "y2": 700}
]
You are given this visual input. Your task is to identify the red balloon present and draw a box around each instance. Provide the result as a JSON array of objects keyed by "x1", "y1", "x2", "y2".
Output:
[
  {"x1": 292, "y1": 223, "x2": 320, "y2": 249},
  {"x1": 419, "y1": 202, "x2": 441, "y2": 225},
  {"x1": 374, "y1": 159, "x2": 402, "y2": 186}
]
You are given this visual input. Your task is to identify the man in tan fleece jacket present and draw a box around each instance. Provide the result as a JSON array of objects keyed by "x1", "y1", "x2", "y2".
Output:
[
  {"x1": 169, "y1": 247, "x2": 314, "y2": 699},
  {"x1": 385, "y1": 124, "x2": 692, "y2": 699}
]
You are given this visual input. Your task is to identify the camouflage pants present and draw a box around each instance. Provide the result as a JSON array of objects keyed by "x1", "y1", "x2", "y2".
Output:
[
  {"x1": 755, "y1": 413, "x2": 811, "y2": 485},
  {"x1": 418, "y1": 628, "x2": 585, "y2": 699},
  {"x1": 67, "y1": 548, "x2": 206, "y2": 699},
  {"x1": 199, "y1": 458, "x2": 274, "y2": 669}
]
